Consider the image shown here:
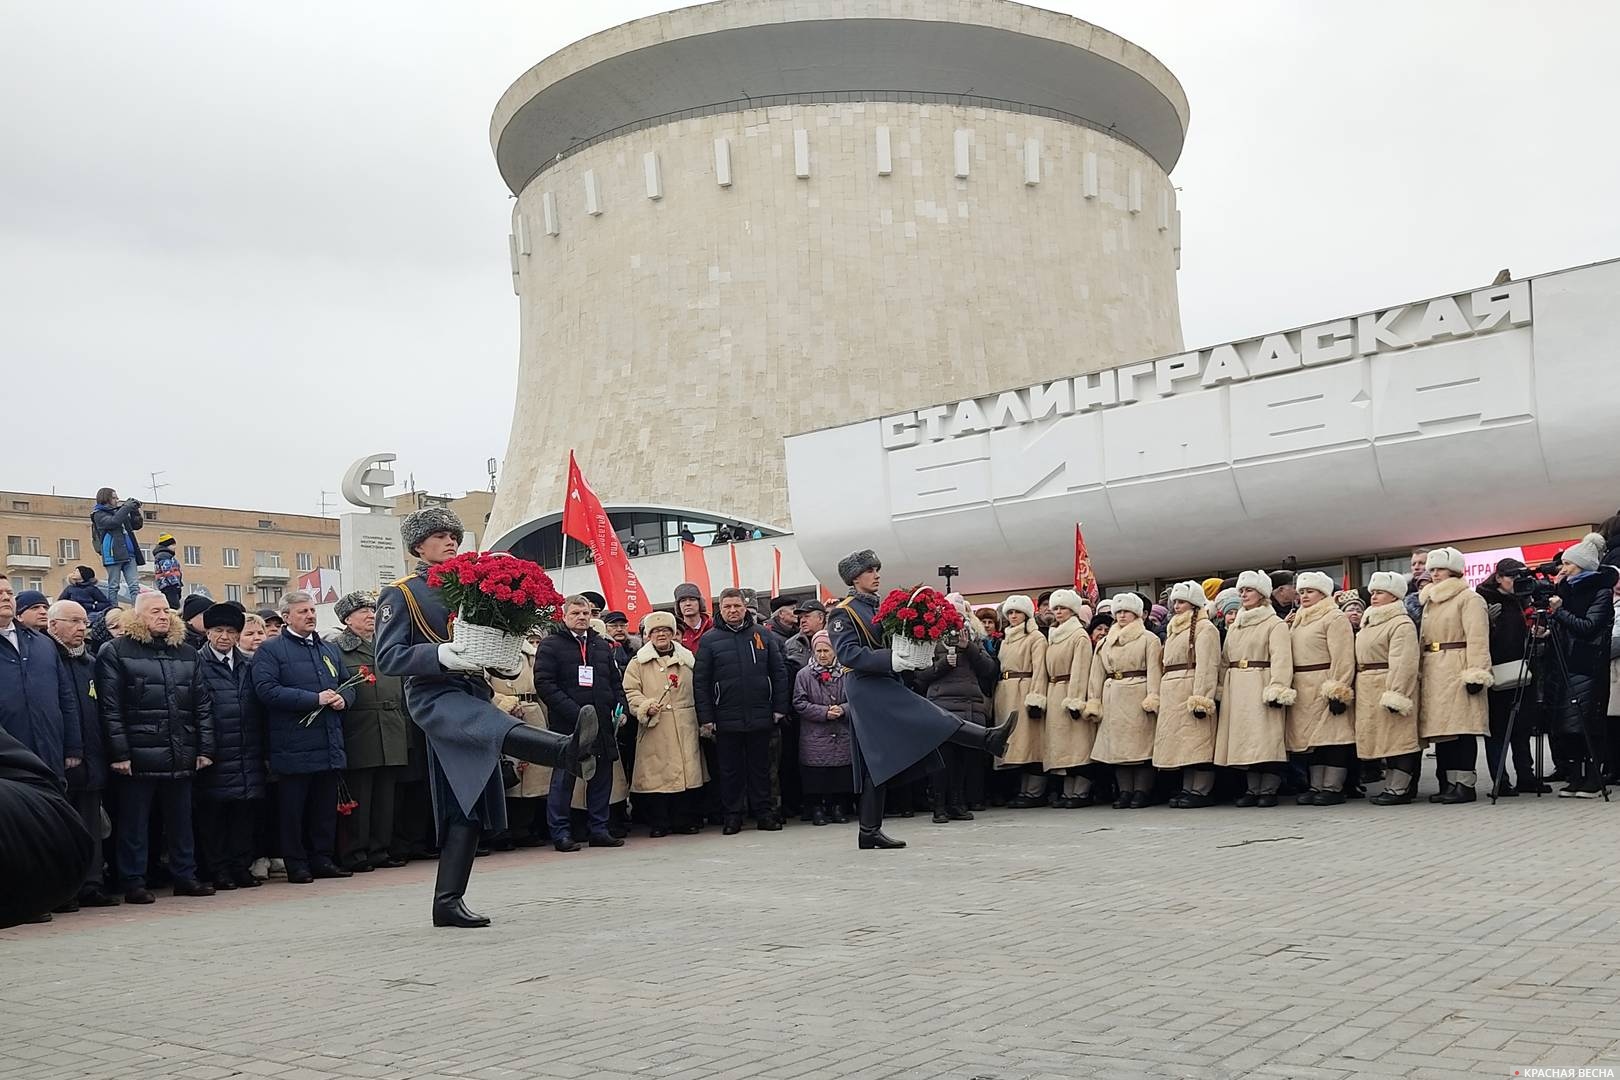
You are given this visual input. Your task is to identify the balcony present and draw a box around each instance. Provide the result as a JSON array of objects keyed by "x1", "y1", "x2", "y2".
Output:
[
  {"x1": 252, "y1": 565, "x2": 291, "y2": 584},
  {"x1": 4, "y1": 553, "x2": 51, "y2": 572}
]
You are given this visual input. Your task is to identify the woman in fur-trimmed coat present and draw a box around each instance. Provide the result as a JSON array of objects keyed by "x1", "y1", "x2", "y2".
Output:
[
  {"x1": 1042, "y1": 589, "x2": 1097, "y2": 807},
  {"x1": 1214, "y1": 570, "x2": 1295, "y2": 806},
  {"x1": 1355, "y1": 571, "x2": 1422, "y2": 805},
  {"x1": 993, "y1": 595, "x2": 1050, "y2": 807},
  {"x1": 1085, "y1": 593, "x2": 1163, "y2": 808},
  {"x1": 623, "y1": 612, "x2": 707, "y2": 836},
  {"x1": 1417, "y1": 547, "x2": 1493, "y2": 804},
  {"x1": 1154, "y1": 581, "x2": 1222, "y2": 808},
  {"x1": 1286, "y1": 571, "x2": 1358, "y2": 805}
]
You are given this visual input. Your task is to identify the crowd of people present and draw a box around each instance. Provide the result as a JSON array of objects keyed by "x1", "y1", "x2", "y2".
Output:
[{"x1": 4, "y1": 490, "x2": 1619, "y2": 927}]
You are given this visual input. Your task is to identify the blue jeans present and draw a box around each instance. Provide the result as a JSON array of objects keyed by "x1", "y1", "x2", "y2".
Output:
[
  {"x1": 103, "y1": 560, "x2": 141, "y2": 604},
  {"x1": 116, "y1": 776, "x2": 197, "y2": 887},
  {"x1": 546, "y1": 758, "x2": 611, "y2": 840}
]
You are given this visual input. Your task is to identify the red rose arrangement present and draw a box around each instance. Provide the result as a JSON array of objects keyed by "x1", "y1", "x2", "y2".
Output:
[
  {"x1": 875, "y1": 586, "x2": 966, "y2": 644},
  {"x1": 426, "y1": 551, "x2": 565, "y2": 637}
]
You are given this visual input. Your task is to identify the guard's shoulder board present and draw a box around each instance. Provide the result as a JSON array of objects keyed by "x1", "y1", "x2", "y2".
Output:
[{"x1": 389, "y1": 574, "x2": 416, "y2": 589}]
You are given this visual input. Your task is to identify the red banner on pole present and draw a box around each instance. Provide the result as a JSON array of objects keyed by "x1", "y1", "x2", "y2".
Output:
[
  {"x1": 680, "y1": 541, "x2": 713, "y2": 610},
  {"x1": 560, "y1": 451, "x2": 648, "y2": 621},
  {"x1": 771, "y1": 546, "x2": 782, "y2": 597},
  {"x1": 1074, "y1": 523, "x2": 1099, "y2": 605},
  {"x1": 819, "y1": 583, "x2": 837, "y2": 604},
  {"x1": 729, "y1": 543, "x2": 741, "y2": 588}
]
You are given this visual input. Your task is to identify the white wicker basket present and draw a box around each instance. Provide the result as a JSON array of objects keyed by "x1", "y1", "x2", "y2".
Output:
[
  {"x1": 451, "y1": 616, "x2": 524, "y2": 673},
  {"x1": 889, "y1": 633, "x2": 937, "y2": 670}
]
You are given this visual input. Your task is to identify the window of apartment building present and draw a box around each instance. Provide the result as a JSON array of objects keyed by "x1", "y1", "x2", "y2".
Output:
[
  {"x1": 258, "y1": 520, "x2": 273, "y2": 530},
  {"x1": 25, "y1": 578, "x2": 41, "y2": 592},
  {"x1": 257, "y1": 585, "x2": 283, "y2": 605},
  {"x1": 11, "y1": 500, "x2": 28, "y2": 512},
  {"x1": 145, "y1": 509, "x2": 158, "y2": 521},
  {"x1": 326, "y1": 554, "x2": 341, "y2": 571},
  {"x1": 225, "y1": 584, "x2": 241, "y2": 603},
  {"x1": 255, "y1": 551, "x2": 282, "y2": 568},
  {"x1": 296, "y1": 552, "x2": 314, "y2": 572},
  {"x1": 222, "y1": 547, "x2": 240, "y2": 568},
  {"x1": 184, "y1": 545, "x2": 202, "y2": 566},
  {"x1": 58, "y1": 538, "x2": 79, "y2": 560},
  {"x1": 24, "y1": 537, "x2": 40, "y2": 556},
  {"x1": 5, "y1": 536, "x2": 19, "y2": 555},
  {"x1": 188, "y1": 584, "x2": 207, "y2": 596}
]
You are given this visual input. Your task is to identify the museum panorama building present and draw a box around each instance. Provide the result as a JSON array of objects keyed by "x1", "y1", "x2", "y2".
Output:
[{"x1": 484, "y1": 0, "x2": 1618, "y2": 602}]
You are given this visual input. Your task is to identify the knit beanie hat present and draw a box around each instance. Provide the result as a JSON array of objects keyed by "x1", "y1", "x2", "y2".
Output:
[{"x1": 1561, "y1": 532, "x2": 1608, "y2": 572}]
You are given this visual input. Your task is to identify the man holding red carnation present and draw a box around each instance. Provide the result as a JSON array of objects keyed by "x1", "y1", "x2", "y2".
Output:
[
  {"x1": 827, "y1": 549, "x2": 1019, "y2": 850},
  {"x1": 375, "y1": 507, "x2": 603, "y2": 928}
]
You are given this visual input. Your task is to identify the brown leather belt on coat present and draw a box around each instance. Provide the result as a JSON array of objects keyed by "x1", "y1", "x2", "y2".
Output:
[
  {"x1": 1357, "y1": 662, "x2": 1389, "y2": 672},
  {"x1": 1162, "y1": 663, "x2": 1194, "y2": 673},
  {"x1": 1423, "y1": 641, "x2": 1467, "y2": 652},
  {"x1": 1230, "y1": 660, "x2": 1271, "y2": 669},
  {"x1": 1049, "y1": 674, "x2": 1070, "y2": 684},
  {"x1": 1001, "y1": 671, "x2": 1033, "y2": 680},
  {"x1": 1294, "y1": 663, "x2": 1331, "y2": 673},
  {"x1": 1109, "y1": 669, "x2": 1148, "y2": 680}
]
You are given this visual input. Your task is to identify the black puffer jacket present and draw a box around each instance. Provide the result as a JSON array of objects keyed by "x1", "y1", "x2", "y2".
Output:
[
  {"x1": 193, "y1": 647, "x2": 266, "y2": 800},
  {"x1": 693, "y1": 617, "x2": 791, "y2": 733},
  {"x1": 54, "y1": 642, "x2": 107, "y2": 792},
  {"x1": 95, "y1": 615, "x2": 214, "y2": 778},
  {"x1": 1546, "y1": 565, "x2": 1619, "y2": 737},
  {"x1": 912, "y1": 637, "x2": 999, "y2": 723},
  {"x1": 1476, "y1": 580, "x2": 1530, "y2": 667}
]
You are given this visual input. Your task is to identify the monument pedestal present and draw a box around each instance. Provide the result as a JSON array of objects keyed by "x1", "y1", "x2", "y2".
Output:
[{"x1": 341, "y1": 513, "x2": 406, "y2": 592}]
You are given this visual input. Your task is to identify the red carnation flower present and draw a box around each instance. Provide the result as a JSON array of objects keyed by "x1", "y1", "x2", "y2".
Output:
[
  {"x1": 928, "y1": 626, "x2": 943, "y2": 639},
  {"x1": 912, "y1": 625, "x2": 926, "y2": 638}
]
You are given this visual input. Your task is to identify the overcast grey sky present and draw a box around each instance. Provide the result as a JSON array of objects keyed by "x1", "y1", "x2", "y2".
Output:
[{"x1": 4, "y1": 1, "x2": 1617, "y2": 515}]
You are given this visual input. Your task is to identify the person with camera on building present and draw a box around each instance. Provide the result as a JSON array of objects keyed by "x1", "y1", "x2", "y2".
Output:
[
  {"x1": 90, "y1": 487, "x2": 145, "y2": 606},
  {"x1": 1416, "y1": 547, "x2": 1493, "y2": 804},
  {"x1": 1477, "y1": 558, "x2": 1547, "y2": 795},
  {"x1": 1536, "y1": 533, "x2": 1616, "y2": 798}
]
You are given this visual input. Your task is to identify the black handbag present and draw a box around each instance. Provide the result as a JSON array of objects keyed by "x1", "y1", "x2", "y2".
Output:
[{"x1": 500, "y1": 759, "x2": 521, "y2": 788}]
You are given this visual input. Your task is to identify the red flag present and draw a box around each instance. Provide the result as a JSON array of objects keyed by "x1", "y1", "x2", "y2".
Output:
[
  {"x1": 560, "y1": 451, "x2": 648, "y2": 620},
  {"x1": 729, "y1": 543, "x2": 741, "y2": 588},
  {"x1": 771, "y1": 546, "x2": 782, "y2": 597},
  {"x1": 1074, "y1": 523, "x2": 1099, "y2": 605},
  {"x1": 819, "y1": 583, "x2": 837, "y2": 604},
  {"x1": 680, "y1": 541, "x2": 712, "y2": 611}
]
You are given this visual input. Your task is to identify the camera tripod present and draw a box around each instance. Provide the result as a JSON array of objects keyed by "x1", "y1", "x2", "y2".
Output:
[{"x1": 1489, "y1": 608, "x2": 1611, "y2": 804}]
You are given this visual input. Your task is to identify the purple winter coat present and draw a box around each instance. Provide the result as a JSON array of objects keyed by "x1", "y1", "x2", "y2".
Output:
[{"x1": 792, "y1": 662, "x2": 852, "y2": 767}]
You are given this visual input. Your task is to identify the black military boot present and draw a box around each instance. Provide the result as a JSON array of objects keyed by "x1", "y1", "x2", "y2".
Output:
[
  {"x1": 502, "y1": 705, "x2": 599, "y2": 781},
  {"x1": 857, "y1": 784, "x2": 905, "y2": 849},
  {"x1": 432, "y1": 823, "x2": 490, "y2": 929}
]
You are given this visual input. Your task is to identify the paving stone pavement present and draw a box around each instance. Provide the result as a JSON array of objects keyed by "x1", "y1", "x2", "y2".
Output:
[{"x1": 4, "y1": 788, "x2": 1618, "y2": 1080}]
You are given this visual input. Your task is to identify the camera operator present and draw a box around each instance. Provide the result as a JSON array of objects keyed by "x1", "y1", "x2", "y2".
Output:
[
  {"x1": 1535, "y1": 533, "x2": 1617, "y2": 798},
  {"x1": 1477, "y1": 559, "x2": 1547, "y2": 795}
]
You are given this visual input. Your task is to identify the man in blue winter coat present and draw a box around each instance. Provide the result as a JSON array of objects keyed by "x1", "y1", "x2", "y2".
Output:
[
  {"x1": 827, "y1": 550, "x2": 1017, "y2": 850},
  {"x1": 251, "y1": 589, "x2": 355, "y2": 884},
  {"x1": 693, "y1": 589, "x2": 792, "y2": 833},
  {"x1": 375, "y1": 506, "x2": 602, "y2": 928},
  {"x1": 0, "y1": 574, "x2": 82, "y2": 784},
  {"x1": 47, "y1": 598, "x2": 118, "y2": 909}
]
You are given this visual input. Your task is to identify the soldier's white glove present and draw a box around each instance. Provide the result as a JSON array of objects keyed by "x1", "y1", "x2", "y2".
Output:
[
  {"x1": 438, "y1": 642, "x2": 484, "y2": 673},
  {"x1": 891, "y1": 649, "x2": 927, "y2": 673}
]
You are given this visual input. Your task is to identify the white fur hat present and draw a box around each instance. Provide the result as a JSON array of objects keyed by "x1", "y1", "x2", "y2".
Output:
[
  {"x1": 1368, "y1": 570, "x2": 1408, "y2": 598},
  {"x1": 1561, "y1": 531, "x2": 1608, "y2": 572},
  {"x1": 1236, "y1": 570, "x2": 1272, "y2": 598},
  {"x1": 1111, "y1": 592, "x2": 1145, "y2": 617},
  {"x1": 1001, "y1": 594, "x2": 1035, "y2": 621},
  {"x1": 1048, "y1": 588, "x2": 1084, "y2": 614},
  {"x1": 1168, "y1": 580, "x2": 1205, "y2": 607},
  {"x1": 1427, "y1": 547, "x2": 1464, "y2": 575},
  {"x1": 1296, "y1": 571, "x2": 1336, "y2": 598}
]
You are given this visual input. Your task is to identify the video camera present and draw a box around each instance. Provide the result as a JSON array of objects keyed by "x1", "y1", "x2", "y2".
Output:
[{"x1": 1509, "y1": 562, "x2": 1560, "y2": 613}]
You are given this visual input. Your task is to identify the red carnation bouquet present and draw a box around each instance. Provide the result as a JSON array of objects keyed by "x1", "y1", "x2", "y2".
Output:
[
  {"x1": 427, "y1": 551, "x2": 565, "y2": 670},
  {"x1": 876, "y1": 586, "x2": 966, "y2": 669}
]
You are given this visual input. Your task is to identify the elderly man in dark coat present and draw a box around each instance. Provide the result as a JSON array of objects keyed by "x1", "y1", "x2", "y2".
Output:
[
  {"x1": 0, "y1": 577, "x2": 81, "y2": 787},
  {"x1": 375, "y1": 507, "x2": 601, "y2": 928},
  {"x1": 47, "y1": 598, "x2": 118, "y2": 909},
  {"x1": 332, "y1": 590, "x2": 411, "y2": 872},
  {"x1": 193, "y1": 602, "x2": 266, "y2": 890},
  {"x1": 534, "y1": 594, "x2": 627, "y2": 851},
  {"x1": 827, "y1": 550, "x2": 1017, "y2": 849}
]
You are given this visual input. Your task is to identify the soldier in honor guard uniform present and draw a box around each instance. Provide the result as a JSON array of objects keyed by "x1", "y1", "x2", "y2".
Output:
[
  {"x1": 826, "y1": 550, "x2": 1018, "y2": 850},
  {"x1": 375, "y1": 507, "x2": 602, "y2": 928}
]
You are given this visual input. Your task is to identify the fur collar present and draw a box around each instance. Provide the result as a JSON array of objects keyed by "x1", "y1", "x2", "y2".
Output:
[
  {"x1": 1233, "y1": 605, "x2": 1276, "y2": 629},
  {"x1": 1363, "y1": 601, "x2": 1408, "y2": 628},
  {"x1": 1291, "y1": 597, "x2": 1336, "y2": 630},
  {"x1": 1167, "y1": 608, "x2": 1206, "y2": 636},
  {"x1": 123, "y1": 615, "x2": 187, "y2": 647},
  {"x1": 1004, "y1": 620, "x2": 1036, "y2": 644},
  {"x1": 1421, "y1": 577, "x2": 1468, "y2": 606},
  {"x1": 634, "y1": 641, "x2": 694, "y2": 668},
  {"x1": 335, "y1": 629, "x2": 374, "y2": 654},
  {"x1": 1048, "y1": 615, "x2": 1085, "y2": 646},
  {"x1": 1105, "y1": 620, "x2": 1146, "y2": 648}
]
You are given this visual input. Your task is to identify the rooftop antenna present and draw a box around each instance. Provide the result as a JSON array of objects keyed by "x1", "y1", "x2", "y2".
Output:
[
  {"x1": 318, "y1": 490, "x2": 336, "y2": 517},
  {"x1": 147, "y1": 470, "x2": 170, "y2": 504}
]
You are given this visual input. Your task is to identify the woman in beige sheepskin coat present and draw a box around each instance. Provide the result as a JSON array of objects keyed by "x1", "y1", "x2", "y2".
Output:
[
  {"x1": 1286, "y1": 571, "x2": 1358, "y2": 805},
  {"x1": 1355, "y1": 571, "x2": 1422, "y2": 805},
  {"x1": 993, "y1": 595, "x2": 1050, "y2": 807},
  {"x1": 1085, "y1": 593, "x2": 1162, "y2": 809},
  {"x1": 1214, "y1": 570, "x2": 1295, "y2": 806},
  {"x1": 1417, "y1": 547, "x2": 1493, "y2": 804},
  {"x1": 622, "y1": 612, "x2": 707, "y2": 835},
  {"x1": 1042, "y1": 589, "x2": 1096, "y2": 807},
  {"x1": 1153, "y1": 581, "x2": 1222, "y2": 808}
]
